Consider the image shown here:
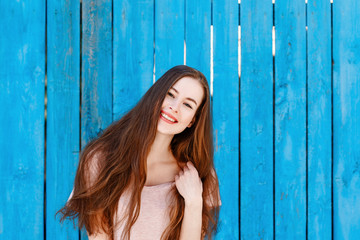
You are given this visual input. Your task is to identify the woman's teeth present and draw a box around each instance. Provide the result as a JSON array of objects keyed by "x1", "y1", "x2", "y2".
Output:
[{"x1": 161, "y1": 112, "x2": 176, "y2": 122}]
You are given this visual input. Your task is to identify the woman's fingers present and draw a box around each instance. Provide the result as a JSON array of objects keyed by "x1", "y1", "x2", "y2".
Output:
[
  {"x1": 174, "y1": 162, "x2": 203, "y2": 204},
  {"x1": 187, "y1": 161, "x2": 198, "y2": 174},
  {"x1": 175, "y1": 161, "x2": 198, "y2": 182},
  {"x1": 186, "y1": 161, "x2": 195, "y2": 170},
  {"x1": 185, "y1": 161, "x2": 199, "y2": 177}
]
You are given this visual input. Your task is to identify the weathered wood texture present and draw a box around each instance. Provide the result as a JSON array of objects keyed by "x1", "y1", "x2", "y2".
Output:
[
  {"x1": 2, "y1": 0, "x2": 360, "y2": 239},
  {"x1": 212, "y1": 0, "x2": 239, "y2": 239},
  {"x1": 185, "y1": 0, "x2": 211, "y2": 81},
  {"x1": 333, "y1": 0, "x2": 360, "y2": 239},
  {"x1": 46, "y1": 0, "x2": 80, "y2": 239},
  {"x1": 0, "y1": 0, "x2": 45, "y2": 239},
  {"x1": 81, "y1": 0, "x2": 113, "y2": 146},
  {"x1": 240, "y1": 1, "x2": 273, "y2": 239},
  {"x1": 307, "y1": 0, "x2": 332, "y2": 239},
  {"x1": 275, "y1": 0, "x2": 307, "y2": 238},
  {"x1": 154, "y1": 0, "x2": 184, "y2": 79},
  {"x1": 113, "y1": 0, "x2": 154, "y2": 120},
  {"x1": 81, "y1": 0, "x2": 113, "y2": 239}
]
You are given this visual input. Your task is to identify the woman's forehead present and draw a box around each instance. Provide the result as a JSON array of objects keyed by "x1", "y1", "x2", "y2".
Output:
[{"x1": 171, "y1": 77, "x2": 204, "y2": 102}]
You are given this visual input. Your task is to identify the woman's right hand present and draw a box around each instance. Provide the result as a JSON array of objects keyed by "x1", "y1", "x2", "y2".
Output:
[{"x1": 174, "y1": 161, "x2": 203, "y2": 206}]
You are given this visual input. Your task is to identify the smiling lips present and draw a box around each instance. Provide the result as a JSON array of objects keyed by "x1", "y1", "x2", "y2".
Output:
[{"x1": 160, "y1": 110, "x2": 178, "y2": 123}]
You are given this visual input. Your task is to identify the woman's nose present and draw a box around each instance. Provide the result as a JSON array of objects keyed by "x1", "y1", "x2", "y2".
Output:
[{"x1": 169, "y1": 104, "x2": 178, "y2": 113}]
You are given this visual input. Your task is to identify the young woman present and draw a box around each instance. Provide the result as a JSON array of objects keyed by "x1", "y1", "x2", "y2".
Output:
[{"x1": 58, "y1": 65, "x2": 221, "y2": 240}]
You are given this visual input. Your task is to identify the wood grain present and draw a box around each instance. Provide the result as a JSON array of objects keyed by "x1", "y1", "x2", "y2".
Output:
[
  {"x1": 307, "y1": 0, "x2": 332, "y2": 239},
  {"x1": 212, "y1": 0, "x2": 239, "y2": 238},
  {"x1": 46, "y1": 0, "x2": 80, "y2": 239},
  {"x1": 113, "y1": 0, "x2": 154, "y2": 120},
  {"x1": 185, "y1": 0, "x2": 211, "y2": 81},
  {"x1": 275, "y1": 0, "x2": 306, "y2": 238},
  {"x1": 333, "y1": 0, "x2": 360, "y2": 238},
  {"x1": 81, "y1": 0, "x2": 113, "y2": 239},
  {"x1": 154, "y1": 0, "x2": 184, "y2": 79},
  {"x1": 0, "y1": 0, "x2": 45, "y2": 239},
  {"x1": 241, "y1": 0, "x2": 274, "y2": 239}
]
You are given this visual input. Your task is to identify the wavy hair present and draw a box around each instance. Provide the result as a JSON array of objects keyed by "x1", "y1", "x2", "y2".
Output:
[{"x1": 57, "y1": 65, "x2": 220, "y2": 239}]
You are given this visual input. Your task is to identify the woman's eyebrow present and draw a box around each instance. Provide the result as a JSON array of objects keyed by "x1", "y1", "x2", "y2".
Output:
[{"x1": 171, "y1": 87, "x2": 198, "y2": 105}]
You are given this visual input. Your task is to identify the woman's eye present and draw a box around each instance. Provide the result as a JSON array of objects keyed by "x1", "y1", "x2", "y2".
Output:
[
  {"x1": 167, "y1": 92, "x2": 175, "y2": 98},
  {"x1": 184, "y1": 103, "x2": 193, "y2": 109}
]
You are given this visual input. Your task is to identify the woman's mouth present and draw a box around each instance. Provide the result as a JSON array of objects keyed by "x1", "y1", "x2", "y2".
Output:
[{"x1": 160, "y1": 111, "x2": 178, "y2": 123}]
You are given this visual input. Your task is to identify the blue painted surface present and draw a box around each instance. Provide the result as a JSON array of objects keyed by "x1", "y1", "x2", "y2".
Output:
[
  {"x1": 333, "y1": 0, "x2": 360, "y2": 239},
  {"x1": 307, "y1": 0, "x2": 332, "y2": 239},
  {"x1": 46, "y1": 0, "x2": 80, "y2": 239},
  {"x1": 185, "y1": 0, "x2": 211, "y2": 81},
  {"x1": 0, "y1": 0, "x2": 45, "y2": 239},
  {"x1": 113, "y1": 0, "x2": 154, "y2": 120},
  {"x1": 2, "y1": 0, "x2": 360, "y2": 239},
  {"x1": 81, "y1": 0, "x2": 113, "y2": 146},
  {"x1": 212, "y1": 0, "x2": 239, "y2": 239},
  {"x1": 81, "y1": 0, "x2": 113, "y2": 239},
  {"x1": 155, "y1": 0, "x2": 184, "y2": 79},
  {"x1": 240, "y1": 1, "x2": 274, "y2": 239},
  {"x1": 275, "y1": 0, "x2": 307, "y2": 238}
]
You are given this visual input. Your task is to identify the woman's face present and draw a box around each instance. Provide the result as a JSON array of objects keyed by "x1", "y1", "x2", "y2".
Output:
[{"x1": 157, "y1": 76, "x2": 204, "y2": 136}]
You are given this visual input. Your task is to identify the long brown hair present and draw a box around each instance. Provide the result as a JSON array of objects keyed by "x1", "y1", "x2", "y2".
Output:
[{"x1": 57, "y1": 65, "x2": 220, "y2": 239}]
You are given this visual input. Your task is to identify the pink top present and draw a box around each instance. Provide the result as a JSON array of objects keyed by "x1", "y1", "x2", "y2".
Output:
[
  {"x1": 69, "y1": 153, "x2": 221, "y2": 239},
  {"x1": 69, "y1": 181, "x2": 221, "y2": 240},
  {"x1": 113, "y1": 182, "x2": 175, "y2": 240}
]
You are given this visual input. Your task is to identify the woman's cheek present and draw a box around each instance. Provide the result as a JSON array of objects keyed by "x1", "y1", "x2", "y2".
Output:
[{"x1": 184, "y1": 113, "x2": 196, "y2": 126}]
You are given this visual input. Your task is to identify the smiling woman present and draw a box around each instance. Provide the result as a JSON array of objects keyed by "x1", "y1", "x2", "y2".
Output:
[
  {"x1": 157, "y1": 77, "x2": 204, "y2": 135},
  {"x1": 57, "y1": 65, "x2": 221, "y2": 240}
]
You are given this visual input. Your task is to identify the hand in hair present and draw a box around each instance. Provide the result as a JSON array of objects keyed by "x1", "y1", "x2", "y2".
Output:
[
  {"x1": 175, "y1": 161, "x2": 203, "y2": 240},
  {"x1": 174, "y1": 161, "x2": 203, "y2": 206}
]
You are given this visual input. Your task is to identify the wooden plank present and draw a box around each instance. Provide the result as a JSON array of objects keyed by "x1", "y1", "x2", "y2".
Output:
[
  {"x1": 185, "y1": 0, "x2": 211, "y2": 81},
  {"x1": 154, "y1": 0, "x2": 184, "y2": 79},
  {"x1": 274, "y1": 0, "x2": 306, "y2": 238},
  {"x1": 307, "y1": 0, "x2": 332, "y2": 239},
  {"x1": 240, "y1": 0, "x2": 273, "y2": 239},
  {"x1": 0, "y1": 0, "x2": 45, "y2": 239},
  {"x1": 46, "y1": 0, "x2": 80, "y2": 239},
  {"x1": 81, "y1": 0, "x2": 113, "y2": 146},
  {"x1": 212, "y1": 0, "x2": 239, "y2": 238},
  {"x1": 81, "y1": 0, "x2": 113, "y2": 239},
  {"x1": 113, "y1": 0, "x2": 154, "y2": 120},
  {"x1": 333, "y1": 0, "x2": 360, "y2": 239}
]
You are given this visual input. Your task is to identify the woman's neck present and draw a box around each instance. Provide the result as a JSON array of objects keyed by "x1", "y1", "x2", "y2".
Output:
[
  {"x1": 147, "y1": 132, "x2": 175, "y2": 164},
  {"x1": 145, "y1": 132, "x2": 180, "y2": 185}
]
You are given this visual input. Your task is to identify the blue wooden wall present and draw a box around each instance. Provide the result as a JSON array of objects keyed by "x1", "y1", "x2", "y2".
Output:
[{"x1": 0, "y1": 0, "x2": 359, "y2": 239}]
